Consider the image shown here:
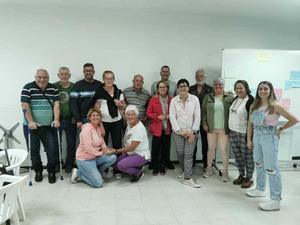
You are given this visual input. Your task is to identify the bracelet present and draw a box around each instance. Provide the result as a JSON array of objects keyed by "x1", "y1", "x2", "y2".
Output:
[{"x1": 279, "y1": 126, "x2": 284, "y2": 131}]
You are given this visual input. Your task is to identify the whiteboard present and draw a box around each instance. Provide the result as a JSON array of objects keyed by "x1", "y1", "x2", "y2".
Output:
[
  {"x1": 221, "y1": 49, "x2": 300, "y2": 120},
  {"x1": 221, "y1": 49, "x2": 300, "y2": 160}
]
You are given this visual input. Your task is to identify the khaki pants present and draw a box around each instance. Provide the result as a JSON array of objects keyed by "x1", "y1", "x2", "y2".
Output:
[{"x1": 207, "y1": 129, "x2": 229, "y2": 173}]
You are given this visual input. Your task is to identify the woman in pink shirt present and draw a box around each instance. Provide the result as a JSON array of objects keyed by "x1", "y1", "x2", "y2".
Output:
[{"x1": 71, "y1": 108, "x2": 117, "y2": 188}]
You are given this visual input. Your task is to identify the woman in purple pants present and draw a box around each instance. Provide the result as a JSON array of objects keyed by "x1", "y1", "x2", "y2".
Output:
[{"x1": 115, "y1": 105, "x2": 151, "y2": 182}]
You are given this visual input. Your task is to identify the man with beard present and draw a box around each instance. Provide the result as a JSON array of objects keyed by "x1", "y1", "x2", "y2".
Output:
[{"x1": 189, "y1": 69, "x2": 213, "y2": 169}]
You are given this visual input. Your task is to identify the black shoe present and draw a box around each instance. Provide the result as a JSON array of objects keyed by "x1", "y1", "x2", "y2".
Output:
[
  {"x1": 159, "y1": 166, "x2": 166, "y2": 175},
  {"x1": 35, "y1": 171, "x2": 43, "y2": 182},
  {"x1": 233, "y1": 174, "x2": 245, "y2": 185},
  {"x1": 166, "y1": 163, "x2": 175, "y2": 170},
  {"x1": 152, "y1": 169, "x2": 159, "y2": 176},
  {"x1": 48, "y1": 173, "x2": 56, "y2": 184},
  {"x1": 131, "y1": 172, "x2": 144, "y2": 182}
]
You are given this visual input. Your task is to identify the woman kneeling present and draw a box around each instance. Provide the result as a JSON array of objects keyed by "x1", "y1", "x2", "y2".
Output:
[
  {"x1": 115, "y1": 105, "x2": 150, "y2": 182},
  {"x1": 71, "y1": 108, "x2": 117, "y2": 188}
]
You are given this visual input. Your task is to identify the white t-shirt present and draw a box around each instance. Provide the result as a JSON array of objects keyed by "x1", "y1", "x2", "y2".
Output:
[
  {"x1": 124, "y1": 121, "x2": 150, "y2": 160},
  {"x1": 99, "y1": 93, "x2": 124, "y2": 122},
  {"x1": 228, "y1": 96, "x2": 248, "y2": 133}
]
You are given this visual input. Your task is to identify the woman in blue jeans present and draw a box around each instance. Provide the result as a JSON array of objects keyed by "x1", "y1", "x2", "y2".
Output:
[
  {"x1": 71, "y1": 108, "x2": 117, "y2": 188},
  {"x1": 247, "y1": 81, "x2": 298, "y2": 211}
]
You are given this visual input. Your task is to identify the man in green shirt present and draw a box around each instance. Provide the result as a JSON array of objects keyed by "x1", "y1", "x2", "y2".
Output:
[{"x1": 54, "y1": 66, "x2": 76, "y2": 173}]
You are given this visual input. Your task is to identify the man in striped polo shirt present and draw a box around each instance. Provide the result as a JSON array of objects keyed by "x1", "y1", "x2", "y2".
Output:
[
  {"x1": 123, "y1": 74, "x2": 151, "y2": 123},
  {"x1": 21, "y1": 69, "x2": 60, "y2": 184}
]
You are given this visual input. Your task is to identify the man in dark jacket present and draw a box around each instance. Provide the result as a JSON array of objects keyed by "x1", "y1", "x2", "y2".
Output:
[
  {"x1": 189, "y1": 69, "x2": 213, "y2": 169},
  {"x1": 70, "y1": 63, "x2": 102, "y2": 128}
]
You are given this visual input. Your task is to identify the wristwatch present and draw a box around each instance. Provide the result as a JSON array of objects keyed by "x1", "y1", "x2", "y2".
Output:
[{"x1": 278, "y1": 127, "x2": 284, "y2": 131}]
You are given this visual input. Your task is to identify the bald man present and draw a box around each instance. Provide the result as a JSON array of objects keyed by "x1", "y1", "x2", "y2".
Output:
[{"x1": 21, "y1": 69, "x2": 60, "y2": 184}]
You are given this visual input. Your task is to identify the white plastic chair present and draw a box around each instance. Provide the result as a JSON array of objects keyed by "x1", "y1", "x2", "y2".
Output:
[
  {"x1": 0, "y1": 175, "x2": 27, "y2": 225},
  {"x1": 0, "y1": 149, "x2": 28, "y2": 221}
]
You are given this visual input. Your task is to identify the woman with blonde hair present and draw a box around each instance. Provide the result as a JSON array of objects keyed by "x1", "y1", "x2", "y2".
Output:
[{"x1": 71, "y1": 108, "x2": 117, "y2": 188}]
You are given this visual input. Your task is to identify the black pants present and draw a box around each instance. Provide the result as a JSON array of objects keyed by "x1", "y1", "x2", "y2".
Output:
[
  {"x1": 151, "y1": 130, "x2": 171, "y2": 170},
  {"x1": 59, "y1": 118, "x2": 77, "y2": 168},
  {"x1": 30, "y1": 126, "x2": 59, "y2": 173},
  {"x1": 193, "y1": 126, "x2": 208, "y2": 168},
  {"x1": 103, "y1": 120, "x2": 123, "y2": 149}
]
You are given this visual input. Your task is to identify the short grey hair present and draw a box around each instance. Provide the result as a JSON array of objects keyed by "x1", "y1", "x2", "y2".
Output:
[
  {"x1": 58, "y1": 66, "x2": 70, "y2": 73},
  {"x1": 213, "y1": 77, "x2": 225, "y2": 85},
  {"x1": 195, "y1": 69, "x2": 205, "y2": 75},
  {"x1": 125, "y1": 105, "x2": 139, "y2": 117},
  {"x1": 36, "y1": 68, "x2": 49, "y2": 77}
]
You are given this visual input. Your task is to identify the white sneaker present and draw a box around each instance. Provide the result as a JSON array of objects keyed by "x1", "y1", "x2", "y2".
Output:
[
  {"x1": 222, "y1": 174, "x2": 229, "y2": 182},
  {"x1": 115, "y1": 173, "x2": 123, "y2": 179},
  {"x1": 246, "y1": 189, "x2": 266, "y2": 197},
  {"x1": 70, "y1": 168, "x2": 79, "y2": 183},
  {"x1": 259, "y1": 200, "x2": 280, "y2": 211},
  {"x1": 177, "y1": 172, "x2": 184, "y2": 179},
  {"x1": 183, "y1": 178, "x2": 201, "y2": 188},
  {"x1": 202, "y1": 169, "x2": 213, "y2": 178}
]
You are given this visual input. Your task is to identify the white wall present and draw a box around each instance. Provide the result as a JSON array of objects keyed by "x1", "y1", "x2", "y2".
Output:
[{"x1": 0, "y1": 5, "x2": 300, "y2": 159}]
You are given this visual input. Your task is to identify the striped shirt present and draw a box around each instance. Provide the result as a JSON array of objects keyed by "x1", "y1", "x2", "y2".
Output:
[
  {"x1": 123, "y1": 87, "x2": 151, "y2": 119},
  {"x1": 21, "y1": 81, "x2": 60, "y2": 126}
]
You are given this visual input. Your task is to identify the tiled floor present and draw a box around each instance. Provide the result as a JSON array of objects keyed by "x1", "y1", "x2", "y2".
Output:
[{"x1": 19, "y1": 165, "x2": 300, "y2": 225}]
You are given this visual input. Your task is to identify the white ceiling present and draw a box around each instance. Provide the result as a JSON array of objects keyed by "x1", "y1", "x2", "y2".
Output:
[{"x1": 1, "y1": 0, "x2": 300, "y2": 22}]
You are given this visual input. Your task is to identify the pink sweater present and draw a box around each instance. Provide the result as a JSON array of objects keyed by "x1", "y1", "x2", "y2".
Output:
[{"x1": 76, "y1": 123, "x2": 107, "y2": 160}]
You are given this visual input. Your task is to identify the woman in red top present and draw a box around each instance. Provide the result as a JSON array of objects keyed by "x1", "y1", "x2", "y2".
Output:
[{"x1": 146, "y1": 81, "x2": 172, "y2": 175}]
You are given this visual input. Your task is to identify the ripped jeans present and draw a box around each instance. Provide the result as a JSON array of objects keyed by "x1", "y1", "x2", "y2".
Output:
[{"x1": 253, "y1": 126, "x2": 281, "y2": 200}]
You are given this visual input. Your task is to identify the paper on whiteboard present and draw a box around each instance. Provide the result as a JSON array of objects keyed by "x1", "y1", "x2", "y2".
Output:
[{"x1": 256, "y1": 52, "x2": 271, "y2": 62}]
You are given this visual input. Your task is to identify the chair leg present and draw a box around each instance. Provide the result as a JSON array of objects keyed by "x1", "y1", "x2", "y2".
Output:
[
  {"x1": 17, "y1": 191, "x2": 26, "y2": 221},
  {"x1": 11, "y1": 211, "x2": 20, "y2": 225}
]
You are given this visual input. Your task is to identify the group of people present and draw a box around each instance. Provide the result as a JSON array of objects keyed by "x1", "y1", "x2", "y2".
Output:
[{"x1": 21, "y1": 63, "x2": 298, "y2": 211}]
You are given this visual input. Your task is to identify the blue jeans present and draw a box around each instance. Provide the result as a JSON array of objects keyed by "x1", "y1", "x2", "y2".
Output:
[
  {"x1": 76, "y1": 154, "x2": 117, "y2": 188},
  {"x1": 30, "y1": 126, "x2": 59, "y2": 173},
  {"x1": 59, "y1": 118, "x2": 77, "y2": 168},
  {"x1": 253, "y1": 126, "x2": 281, "y2": 200}
]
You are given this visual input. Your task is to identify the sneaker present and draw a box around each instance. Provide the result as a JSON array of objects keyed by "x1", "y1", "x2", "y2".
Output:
[
  {"x1": 48, "y1": 173, "x2": 56, "y2": 184},
  {"x1": 202, "y1": 169, "x2": 213, "y2": 178},
  {"x1": 35, "y1": 171, "x2": 43, "y2": 182},
  {"x1": 70, "y1": 168, "x2": 79, "y2": 183},
  {"x1": 222, "y1": 174, "x2": 229, "y2": 182},
  {"x1": 115, "y1": 172, "x2": 123, "y2": 179},
  {"x1": 183, "y1": 178, "x2": 201, "y2": 188},
  {"x1": 177, "y1": 172, "x2": 184, "y2": 179},
  {"x1": 241, "y1": 178, "x2": 253, "y2": 189},
  {"x1": 159, "y1": 166, "x2": 166, "y2": 175},
  {"x1": 246, "y1": 189, "x2": 266, "y2": 197},
  {"x1": 259, "y1": 200, "x2": 280, "y2": 211},
  {"x1": 166, "y1": 163, "x2": 175, "y2": 170},
  {"x1": 131, "y1": 172, "x2": 144, "y2": 183},
  {"x1": 152, "y1": 169, "x2": 159, "y2": 176},
  {"x1": 233, "y1": 175, "x2": 244, "y2": 185}
]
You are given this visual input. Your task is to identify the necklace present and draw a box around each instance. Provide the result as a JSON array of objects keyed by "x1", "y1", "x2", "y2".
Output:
[{"x1": 231, "y1": 98, "x2": 245, "y2": 114}]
